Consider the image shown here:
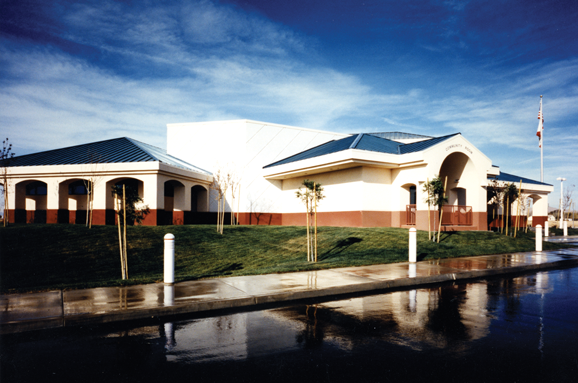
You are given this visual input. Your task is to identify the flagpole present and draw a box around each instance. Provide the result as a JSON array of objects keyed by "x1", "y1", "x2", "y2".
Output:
[{"x1": 539, "y1": 95, "x2": 544, "y2": 183}]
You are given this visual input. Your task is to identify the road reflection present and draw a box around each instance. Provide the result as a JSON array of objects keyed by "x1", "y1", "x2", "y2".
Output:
[
  {"x1": 2, "y1": 268, "x2": 575, "y2": 383},
  {"x1": 156, "y1": 268, "x2": 559, "y2": 363}
]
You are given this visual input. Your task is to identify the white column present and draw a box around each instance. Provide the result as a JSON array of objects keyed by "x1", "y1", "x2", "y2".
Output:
[
  {"x1": 164, "y1": 233, "x2": 175, "y2": 284},
  {"x1": 536, "y1": 225, "x2": 542, "y2": 252},
  {"x1": 409, "y1": 228, "x2": 417, "y2": 263}
]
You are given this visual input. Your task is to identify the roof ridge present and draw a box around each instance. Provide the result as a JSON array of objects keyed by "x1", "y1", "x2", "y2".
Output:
[{"x1": 349, "y1": 133, "x2": 364, "y2": 149}]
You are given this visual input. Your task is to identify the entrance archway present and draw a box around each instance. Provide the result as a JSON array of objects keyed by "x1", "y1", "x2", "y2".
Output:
[
  {"x1": 57, "y1": 179, "x2": 91, "y2": 224},
  {"x1": 163, "y1": 180, "x2": 185, "y2": 225},
  {"x1": 189, "y1": 185, "x2": 209, "y2": 224},
  {"x1": 105, "y1": 178, "x2": 144, "y2": 225},
  {"x1": 15, "y1": 180, "x2": 47, "y2": 223},
  {"x1": 439, "y1": 153, "x2": 476, "y2": 226},
  {"x1": 401, "y1": 183, "x2": 417, "y2": 225}
]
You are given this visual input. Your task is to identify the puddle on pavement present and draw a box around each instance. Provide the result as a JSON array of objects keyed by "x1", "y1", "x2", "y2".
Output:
[{"x1": 2, "y1": 267, "x2": 578, "y2": 383}]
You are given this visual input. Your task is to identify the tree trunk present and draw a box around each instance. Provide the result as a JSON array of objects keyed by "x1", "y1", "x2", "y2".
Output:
[
  {"x1": 427, "y1": 179, "x2": 431, "y2": 240},
  {"x1": 505, "y1": 195, "x2": 509, "y2": 236},
  {"x1": 314, "y1": 185, "x2": 318, "y2": 263},
  {"x1": 306, "y1": 200, "x2": 310, "y2": 262},
  {"x1": 123, "y1": 185, "x2": 128, "y2": 279},
  {"x1": 115, "y1": 193, "x2": 125, "y2": 280},
  {"x1": 437, "y1": 176, "x2": 447, "y2": 243}
]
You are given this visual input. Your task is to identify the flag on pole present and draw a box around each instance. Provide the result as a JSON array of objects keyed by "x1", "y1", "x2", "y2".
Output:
[{"x1": 536, "y1": 97, "x2": 543, "y2": 147}]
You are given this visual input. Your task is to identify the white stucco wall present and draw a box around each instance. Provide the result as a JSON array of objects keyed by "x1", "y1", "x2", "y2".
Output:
[{"x1": 167, "y1": 120, "x2": 348, "y2": 213}]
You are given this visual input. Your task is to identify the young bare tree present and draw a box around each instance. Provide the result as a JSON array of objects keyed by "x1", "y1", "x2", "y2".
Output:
[
  {"x1": 487, "y1": 179, "x2": 504, "y2": 232},
  {"x1": 296, "y1": 179, "x2": 324, "y2": 262},
  {"x1": 504, "y1": 183, "x2": 518, "y2": 236},
  {"x1": 563, "y1": 185, "x2": 575, "y2": 221},
  {"x1": 1, "y1": 138, "x2": 15, "y2": 227},
  {"x1": 211, "y1": 163, "x2": 242, "y2": 233},
  {"x1": 82, "y1": 150, "x2": 103, "y2": 229},
  {"x1": 228, "y1": 166, "x2": 242, "y2": 225},
  {"x1": 111, "y1": 184, "x2": 150, "y2": 280},
  {"x1": 211, "y1": 167, "x2": 226, "y2": 234}
]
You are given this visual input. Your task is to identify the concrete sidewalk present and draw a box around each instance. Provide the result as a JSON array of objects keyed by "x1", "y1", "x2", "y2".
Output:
[{"x1": 2, "y1": 236, "x2": 578, "y2": 334}]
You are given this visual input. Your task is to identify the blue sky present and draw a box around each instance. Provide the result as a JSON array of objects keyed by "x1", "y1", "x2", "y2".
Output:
[{"x1": 1, "y1": 0, "x2": 577, "y2": 205}]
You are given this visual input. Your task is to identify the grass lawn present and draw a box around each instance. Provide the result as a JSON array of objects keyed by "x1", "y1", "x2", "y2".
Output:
[{"x1": 1, "y1": 224, "x2": 574, "y2": 293}]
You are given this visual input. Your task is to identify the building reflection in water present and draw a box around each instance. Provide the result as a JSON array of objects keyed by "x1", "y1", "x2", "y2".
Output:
[{"x1": 153, "y1": 267, "x2": 558, "y2": 364}]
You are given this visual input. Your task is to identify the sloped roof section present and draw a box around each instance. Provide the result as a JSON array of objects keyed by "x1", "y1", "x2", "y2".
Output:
[
  {"x1": 264, "y1": 132, "x2": 459, "y2": 168},
  {"x1": 5, "y1": 137, "x2": 211, "y2": 174},
  {"x1": 488, "y1": 171, "x2": 552, "y2": 186},
  {"x1": 398, "y1": 133, "x2": 460, "y2": 154},
  {"x1": 367, "y1": 132, "x2": 433, "y2": 141},
  {"x1": 264, "y1": 135, "x2": 358, "y2": 168}
]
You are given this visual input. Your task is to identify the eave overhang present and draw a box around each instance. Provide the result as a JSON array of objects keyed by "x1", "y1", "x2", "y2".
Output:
[{"x1": 263, "y1": 149, "x2": 424, "y2": 180}]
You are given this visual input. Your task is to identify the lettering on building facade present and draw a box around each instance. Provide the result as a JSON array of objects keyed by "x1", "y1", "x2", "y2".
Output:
[{"x1": 445, "y1": 143, "x2": 473, "y2": 155}]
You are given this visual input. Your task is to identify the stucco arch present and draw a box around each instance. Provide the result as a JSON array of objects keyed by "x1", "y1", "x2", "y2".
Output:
[
  {"x1": 59, "y1": 178, "x2": 91, "y2": 224},
  {"x1": 104, "y1": 177, "x2": 145, "y2": 224},
  {"x1": 191, "y1": 184, "x2": 209, "y2": 213},
  {"x1": 434, "y1": 151, "x2": 483, "y2": 229},
  {"x1": 163, "y1": 180, "x2": 186, "y2": 225},
  {"x1": 400, "y1": 183, "x2": 417, "y2": 225},
  {"x1": 439, "y1": 152, "x2": 477, "y2": 205},
  {"x1": 15, "y1": 180, "x2": 47, "y2": 223}
]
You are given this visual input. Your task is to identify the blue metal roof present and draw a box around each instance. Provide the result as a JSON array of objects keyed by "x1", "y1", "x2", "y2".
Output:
[
  {"x1": 367, "y1": 132, "x2": 433, "y2": 141},
  {"x1": 264, "y1": 135, "x2": 358, "y2": 168},
  {"x1": 5, "y1": 137, "x2": 211, "y2": 174},
  {"x1": 264, "y1": 133, "x2": 458, "y2": 168},
  {"x1": 488, "y1": 171, "x2": 552, "y2": 186},
  {"x1": 398, "y1": 133, "x2": 459, "y2": 154}
]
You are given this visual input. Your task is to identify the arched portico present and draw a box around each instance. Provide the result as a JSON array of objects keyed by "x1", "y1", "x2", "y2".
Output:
[
  {"x1": 400, "y1": 183, "x2": 417, "y2": 225},
  {"x1": 14, "y1": 180, "x2": 47, "y2": 223},
  {"x1": 186, "y1": 184, "x2": 209, "y2": 224},
  {"x1": 163, "y1": 180, "x2": 186, "y2": 225},
  {"x1": 437, "y1": 152, "x2": 478, "y2": 228},
  {"x1": 58, "y1": 179, "x2": 91, "y2": 224},
  {"x1": 105, "y1": 178, "x2": 145, "y2": 225}
]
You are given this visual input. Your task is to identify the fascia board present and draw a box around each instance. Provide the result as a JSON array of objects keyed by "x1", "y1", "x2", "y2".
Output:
[
  {"x1": 158, "y1": 162, "x2": 213, "y2": 183},
  {"x1": 486, "y1": 179, "x2": 553, "y2": 193},
  {"x1": 6, "y1": 162, "x2": 212, "y2": 182},
  {"x1": 263, "y1": 149, "x2": 425, "y2": 180},
  {"x1": 488, "y1": 166, "x2": 500, "y2": 177}
]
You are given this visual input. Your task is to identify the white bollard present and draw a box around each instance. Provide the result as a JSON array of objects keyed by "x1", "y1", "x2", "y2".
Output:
[
  {"x1": 545, "y1": 221, "x2": 549, "y2": 237},
  {"x1": 409, "y1": 228, "x2": 417, "y2": 263},
  {"x1": 409, "y1": 263, "x2": 417, "y2": 278},
  {"x1": 536, "y1": 225, "x2": 542, "y2": 252},
  {"x1": 164, "y1": 284, "x2": 174, "y2": 306},
  {"x1": 164, "y1": 233, "x2": 175, "y2": 284},
  {"x1": 563, "y1": 221, "x2": 568, "y2": 237},
  {"x1": 409, "y1": 289, "x2": 417, "y2": 312}
]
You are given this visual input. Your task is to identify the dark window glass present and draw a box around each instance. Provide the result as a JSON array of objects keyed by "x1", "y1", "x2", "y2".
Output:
[
  {"x1": 164, "y1": 182, "x2": 174, "y2": 197},
  {"x1": 410, "y1": 186, "x2": 416, "y2": 205},
  {"x1": 69, "y1": 181, "x2": 88, "y2": 195},
  {"x1": 26, "y1": 182, "x2": 47, "y2": 196}
]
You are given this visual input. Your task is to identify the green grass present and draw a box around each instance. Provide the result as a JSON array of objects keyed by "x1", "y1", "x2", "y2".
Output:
[{"x1": 0, "y1": 224, "x2": 573, "y2": 293}]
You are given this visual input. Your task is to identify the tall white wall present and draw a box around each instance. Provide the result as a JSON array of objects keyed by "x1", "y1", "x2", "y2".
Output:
[{"x1": 167, "y1": 120, "x2": 348, "y2": 213}]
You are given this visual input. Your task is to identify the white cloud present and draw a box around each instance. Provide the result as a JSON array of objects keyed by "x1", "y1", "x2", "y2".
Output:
[{"x1": 1, "y1": 0, "x2": 577, "y2": 197}]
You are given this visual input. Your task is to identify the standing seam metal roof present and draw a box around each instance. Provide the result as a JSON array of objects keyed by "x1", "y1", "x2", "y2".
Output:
[
  {"x1": 264, "y1": 133, "x2": 459, "y2": 168},
  {"x1": 488, "y1": 171, "x2": 552, "y2": 186},
  {"x1": 4, "y1": 137, "x2": 211, "y2": 175}
]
